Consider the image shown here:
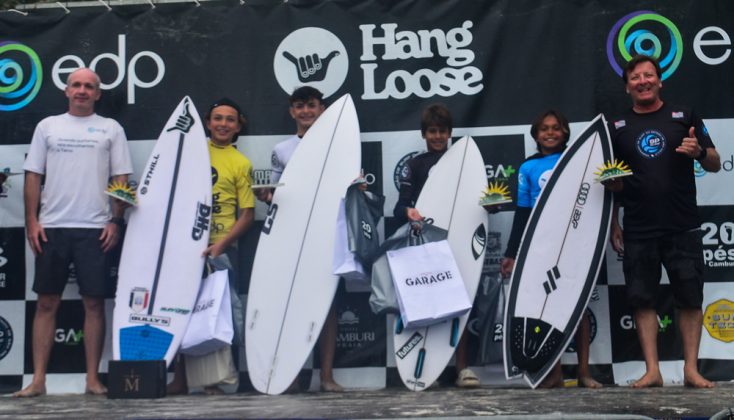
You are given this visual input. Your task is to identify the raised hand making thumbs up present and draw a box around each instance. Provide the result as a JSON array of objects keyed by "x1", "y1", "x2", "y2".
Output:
[{"x1": 675, "y1": 127, "x2": 703, "y2": 158}]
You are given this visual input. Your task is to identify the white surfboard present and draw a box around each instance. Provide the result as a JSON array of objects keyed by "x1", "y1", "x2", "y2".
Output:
[
  {"x1": 503, "y1": 114, "x2": 613, "y2": 388},
  {"x1": 393, "y1": 136, "x2": 488, "y2": 391},
  {"x1": 113, "y1": 97, "x2": 212, "y2": 366},
  {"x1": 246, "y1": 94, "x2": 361, "y2": 395}
]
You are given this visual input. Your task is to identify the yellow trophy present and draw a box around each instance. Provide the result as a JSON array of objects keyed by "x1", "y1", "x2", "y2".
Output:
[
  {"x1": 104, "y1": 180, "x2": 137, "y2": 206},
  {"x1": 594, "y1": 159, "x2": 633, "y2": 183},
  {"x1": 479, "y1": 181, "x2": 512, "y2": 210}
]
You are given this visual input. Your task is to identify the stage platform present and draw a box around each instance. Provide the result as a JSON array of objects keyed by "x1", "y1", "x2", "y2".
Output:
[{"x1": 2, "y1": 382, "x2": 733, "y2": 419}]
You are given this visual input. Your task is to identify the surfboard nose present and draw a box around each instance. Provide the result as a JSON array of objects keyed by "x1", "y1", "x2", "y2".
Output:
[{"x1": 509, "y1": 317, "x2": 563, "y2": 371}]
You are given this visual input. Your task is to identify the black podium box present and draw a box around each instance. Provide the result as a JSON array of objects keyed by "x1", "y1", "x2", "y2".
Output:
[{"x1": 107, "y1": 360, "x2": 167, "y2": 399}]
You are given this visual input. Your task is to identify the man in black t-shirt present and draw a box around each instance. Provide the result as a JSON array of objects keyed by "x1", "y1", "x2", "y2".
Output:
[{"x1": 606, "y1": 55, "x2": 720, "y2": 388}]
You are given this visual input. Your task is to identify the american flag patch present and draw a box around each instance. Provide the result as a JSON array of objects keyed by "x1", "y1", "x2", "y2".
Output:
[
  {"x1": 614, "y1": 120, "x2": 626, "y2": 129},
  {"x1": 672, "y1": 111, "x2": 684, "y2": 119}
]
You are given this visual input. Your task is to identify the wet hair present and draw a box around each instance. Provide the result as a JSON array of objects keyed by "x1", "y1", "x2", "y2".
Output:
[
  {"x1": 289, "y1": 86, "x2": 324, "y2": 106},
  {"x1": 206, "y1": 97, "x2": 247, "y2": 127},
  {"x1": 420, "y1": 103, "x2": 453, "y2": 135},
  {"x1": 622, "y1": 55, "x2": 662, "y2": 83},
  {"x1": 530, "y1": 109, "x2": 570, "y2": 152}
]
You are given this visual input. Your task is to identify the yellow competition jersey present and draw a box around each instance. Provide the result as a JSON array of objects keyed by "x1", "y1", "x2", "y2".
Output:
[{"x1": 208, "y1": 140, "x2": 255, "y2": 243}]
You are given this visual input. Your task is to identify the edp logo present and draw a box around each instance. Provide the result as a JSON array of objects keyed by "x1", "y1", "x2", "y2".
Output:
[{"x1": 52, "y1": 35, "x2": 165, "y2": 104}]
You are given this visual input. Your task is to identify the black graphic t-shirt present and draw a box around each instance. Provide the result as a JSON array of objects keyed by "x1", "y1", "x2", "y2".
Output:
[
  {"x1": 392, "y1": 150, "x2": 445, "y2": 224},
  {"x1": 610, "y1": 102, "x2": 715, "y2": 239}
]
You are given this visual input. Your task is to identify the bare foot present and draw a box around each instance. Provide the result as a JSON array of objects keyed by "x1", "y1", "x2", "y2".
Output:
[
  {"x1": 538, "y1": 370, "x2": 563, "y2": 389},
  {"x1": 630, "y1": 371, "x2": 663, "y2": 388},
  {"x1": 578, "y1": 375, "x2": 602, "y2": 389},
  {"x1": 85, "y1": 381, "x2": 108, "y2": 395},
  {"x1": 320, "y1": 379, "x2": 344, "y2": 392},
  {"x1": 203, "y1": 386, "x2": 225, "y2": 395},
  {"x1": 684, "y1": 371, "x2": 714, "y2": 388},
  {"x1": 13, "y1": 383, "x2": 46, "y2": 398}
]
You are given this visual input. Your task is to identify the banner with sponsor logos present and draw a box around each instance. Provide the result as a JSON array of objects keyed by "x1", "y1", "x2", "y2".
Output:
[{"x1": 0, "y1": 0, "x2": 733, "y2": 392}]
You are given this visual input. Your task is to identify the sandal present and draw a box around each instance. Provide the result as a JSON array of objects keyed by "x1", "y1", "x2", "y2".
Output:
[{"x1": 455, "y1": 368, "x2": 480, "y2": 388}]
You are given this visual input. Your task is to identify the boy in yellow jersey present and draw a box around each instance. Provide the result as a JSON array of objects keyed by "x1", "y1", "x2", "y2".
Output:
[{"x1": 168, "y1": 98, "x2": 255, "y2": 394}]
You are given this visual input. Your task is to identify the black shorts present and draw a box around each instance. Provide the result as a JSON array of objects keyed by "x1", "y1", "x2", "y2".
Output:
[
  {"x1": 33, "y1": 228, "x2": 113, "y2": 297},
  {"x1": 622, "y1": 229, "x2": 704, "y2": 310}
]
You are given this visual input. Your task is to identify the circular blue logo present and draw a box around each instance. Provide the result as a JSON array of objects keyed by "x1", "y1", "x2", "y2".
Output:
[
  {"x1": 393, "y1": 151, "x2": 420, "y2": 191},
  {"x1": 0, "y1": 41, "x2": 43, "y2": 112},
  {"x1": 693, "y1": 160, "x2": 706, "y2": 178},
  {"x1": 606, "y1": 11, "x2": 683, "y2": 81},
  {"x1": 636, "y1": 130, "x2": 666, "y2": 158}
]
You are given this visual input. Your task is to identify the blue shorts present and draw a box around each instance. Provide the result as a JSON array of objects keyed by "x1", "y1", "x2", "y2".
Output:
[
  {"x1": 622, "y1": 230, "x2": 704, "y2": 310},
  {"x1": 33, "y1": 228, "x2": 113, "y2": 297}
]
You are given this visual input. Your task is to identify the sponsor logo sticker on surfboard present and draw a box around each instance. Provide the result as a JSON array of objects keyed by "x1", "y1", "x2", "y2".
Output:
[
  {"x1": 191, "y1": 201, "x2": 212, "y2": 241},
  {"x1": 471, "y1": 224, "x2": 487, "y2": 260},
  {"x1": 396, "y1": 331, "x2": 424, "y2": 359},
  {"x1": 129, "y1": 313, "x2": 171, "y2": 326},
  {"x1": 129, "y1": 287, "x2": 150, "y2": 313}
]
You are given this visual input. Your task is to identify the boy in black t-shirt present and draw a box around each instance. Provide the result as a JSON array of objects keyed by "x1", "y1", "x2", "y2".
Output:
[{"x1": 393, "y1": 104, "x2": 480, "y2": 388}]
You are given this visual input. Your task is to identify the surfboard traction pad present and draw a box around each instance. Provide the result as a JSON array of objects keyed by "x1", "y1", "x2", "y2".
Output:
[
  {"x1": 507, "y1": 316, "x2": 564, "y2": 383},
  {"x1": 119, "y1": 325, "x2": 173, "y2": 361}
]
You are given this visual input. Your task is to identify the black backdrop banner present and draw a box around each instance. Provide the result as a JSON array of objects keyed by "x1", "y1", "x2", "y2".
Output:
[
  {"x1": 1, "y1": 0, "x2": 733, "y2": 393},
  {"x1": 0, "y1": 0, "x2": 733, "y2": 141}
]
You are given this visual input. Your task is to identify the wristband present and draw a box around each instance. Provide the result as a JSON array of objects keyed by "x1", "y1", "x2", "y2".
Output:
[
  {"x1": 696, "y1": 147, "x2": 708, "y2": 161},
  {"x1": 110, "y1": 217, "x2": 125, "y2": 226}
]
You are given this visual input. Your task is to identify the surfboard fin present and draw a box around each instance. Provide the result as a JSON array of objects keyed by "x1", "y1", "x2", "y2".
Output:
[
  {"x1": 449, "y1": 318, "x2": 460, "y2": 347},
  {"x1": 395, "y1": 316, "x2": 404, "y2": 335},
  {"x1": 414, "y1": 348, "x2": 426, "y2": 378}
]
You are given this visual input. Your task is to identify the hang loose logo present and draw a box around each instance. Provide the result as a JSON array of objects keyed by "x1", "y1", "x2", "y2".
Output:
[
  {"x1": 166, "y1": 98, "x2": 194, "y2": 133},
  {"x1": 283, "y1": 51, "x2": 340, "y2": 83},
  {"x1": 273, "y1": 27, "x2": 348, "y2": 98}
]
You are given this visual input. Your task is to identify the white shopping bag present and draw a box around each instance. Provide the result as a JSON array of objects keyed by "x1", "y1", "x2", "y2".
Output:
[
  {"x1": 180, "y1": 268, "x2": 234, "y2": 356},
  {"x1": 332, "y1": 198, "x2": 370, "y2": 290},
  {"x1": 387, "y1": 239, "x2": 472, "y2": 328}
]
